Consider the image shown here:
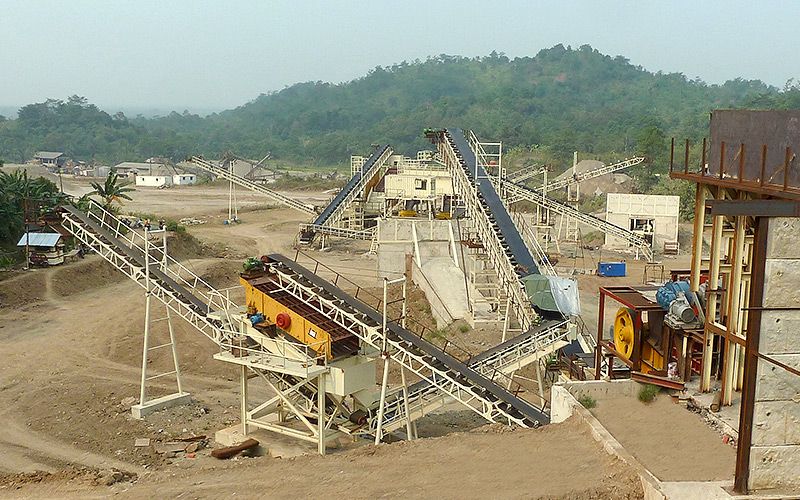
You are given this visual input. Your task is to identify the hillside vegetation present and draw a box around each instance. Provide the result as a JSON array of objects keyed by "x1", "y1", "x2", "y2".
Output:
[{"x1": 2, "y1": 45, "x2": 798, "y2": 176}]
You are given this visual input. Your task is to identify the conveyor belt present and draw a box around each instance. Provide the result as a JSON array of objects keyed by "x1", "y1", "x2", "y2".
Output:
[
  {"x1": 503, "y1": 181, "x2": 653, "y2": 260},
  {"x1": 311, "y1": 145, "x2": 390, "y2": 227},
  {"x1": 445, "y1": 128, "x2": 539, "y2": 275},
  {"x1": 373, "y1": 318, "x2": 566, "y2": 430},
  {"x1": 299, "y1": 145, "x2": 390, "y2": 244},
  {"x1": 62, "y1": 205, "x2": 210, "y2": 314},
  {"x1": 267, "y1": 253, "x2": 549, "y2": 426}
]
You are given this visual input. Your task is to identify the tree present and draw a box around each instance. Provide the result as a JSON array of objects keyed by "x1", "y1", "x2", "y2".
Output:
[{"x1": 89, "y1": 170, "x2": 135, "y2": 209}]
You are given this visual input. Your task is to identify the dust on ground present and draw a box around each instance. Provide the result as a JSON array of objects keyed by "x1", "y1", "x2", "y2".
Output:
[
  {"x1": 2, "y1": 417, "x2": 643, "y2": 499},
  {"x1": 590, "y1": 393, "x2": 735, "y2": 481}
]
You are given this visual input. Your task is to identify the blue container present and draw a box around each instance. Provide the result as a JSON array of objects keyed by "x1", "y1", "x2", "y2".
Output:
[{"x1": 598, "y1": 261, "x2": 626, "y2": 277}]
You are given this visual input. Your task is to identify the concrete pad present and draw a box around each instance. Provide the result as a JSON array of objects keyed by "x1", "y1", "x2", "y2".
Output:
[
  {"x1": 660, "y1": 481, "x2": 731, "y2": 499},
  {"x1": 214, "y1": 424, "x2": 342, "y2": 458},
  {"x1": 131, "y1": 392, "x2": 192, "y2": 419}
]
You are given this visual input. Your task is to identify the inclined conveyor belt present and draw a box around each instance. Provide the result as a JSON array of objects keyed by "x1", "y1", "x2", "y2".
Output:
[
  {"x1": 380, "y1": 319, "x2": 563, "y2": 419},
  {"x1": 268, "y1": 253, "x2": 549, "y2": 426},
  {"x1": 63, "y1": 205, "x2": 210, "y2": 314},
  {"x1": 445, "y1": 128, "x2": 539, "y2": 275},
  {"x1": 311, "y1": 145, "x2": 390, "y2": 227}
]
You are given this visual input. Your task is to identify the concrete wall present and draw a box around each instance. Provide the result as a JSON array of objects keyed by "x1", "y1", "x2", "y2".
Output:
[
  {"x1": 748, "y1": 217, "x2": 800, "y2": 492},
  {"x1": 605, "y1": 193, "x2": 679, "y2": 251},
  {"x1": 551, "y1": 379, "x2": 639, "y2": 423},
  {"x1": 376, "y1": 218, "x2": 456, "y2": 278}
]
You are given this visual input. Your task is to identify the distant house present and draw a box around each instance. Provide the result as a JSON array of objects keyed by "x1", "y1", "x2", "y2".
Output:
[
  {"x1": 34, "y1": 151, "x2": 66, "y2": 167},
  {"x1": 135, "y1": 174, "x2": 172, "y2": 187},
  {"x1": 172, "y1": 173, "x2": 196, "y2": 185},
  {"x1": 113, "y1": 161, "x2": 166, "y2": 178}
]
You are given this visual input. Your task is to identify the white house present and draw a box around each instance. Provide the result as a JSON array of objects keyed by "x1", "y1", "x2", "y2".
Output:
[
  {"x1": 172, "y1": 173, "x2": 197, "y2": 185},
  {"x1": 604, "y1": 193, "x2": 680, "y2": 252},
  {"x1": 135, "y1": 175, "x2": 172, "y2": 187}
]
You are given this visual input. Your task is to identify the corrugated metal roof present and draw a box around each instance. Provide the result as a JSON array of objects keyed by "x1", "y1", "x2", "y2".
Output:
[
  {"x1": 35, "y1": 151, "x2": 64, "y2": 159},
  {"x1": 16, "y1": 232, "x2": 62, "y2": 247}
]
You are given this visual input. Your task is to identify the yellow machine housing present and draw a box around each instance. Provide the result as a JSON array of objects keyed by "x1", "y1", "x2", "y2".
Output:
[
  {"x1": 613, "y1": 307, "x2": 665, "y2": 374},
  {"x1": 241, "y1": 277, "x2": 338, "y2": 359}
]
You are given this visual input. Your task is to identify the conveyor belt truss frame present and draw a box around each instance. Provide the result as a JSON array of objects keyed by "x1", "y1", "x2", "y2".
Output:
[
  {"x1": 438, "y1": 131, "x2": 538, "y2": 331},
  {"x1": 189, "y1": 156, "x2": 317, "y2": 215},
  {"x1": 263, "y1": 259, "x2": 541, "y2": 428}
]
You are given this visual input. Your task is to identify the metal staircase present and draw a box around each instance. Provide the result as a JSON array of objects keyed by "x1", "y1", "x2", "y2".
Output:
[
  {"x1": 435, "y1": 129, "x2": 540, "y2": 332},
  {"x1": 188, "y1": 156, "x2": 317, "y2": 215},
  {"x1": 503, "y1": 181, "x2": 653, "y2": 260}
]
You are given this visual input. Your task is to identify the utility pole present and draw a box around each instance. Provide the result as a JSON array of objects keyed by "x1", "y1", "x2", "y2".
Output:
[{"x1": 22, "y1": 197, "x2": 30, "y2": 270}]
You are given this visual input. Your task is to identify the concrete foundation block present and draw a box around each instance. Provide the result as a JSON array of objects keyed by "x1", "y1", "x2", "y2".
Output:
[
  {"x1": 755, "y1": 356, "x2": 800, "y2": 401},
  {"x1": 762, "y1": 259, "x2": 800, "y2": 308},
  {"x1": 766, "y1": 218, "x2": 800, "y2": 259},
  {"x1": 752, "y1": 400, "x2": 800, "y2": 446},
  {"x1": 758, "y1": 310, "x2": 800, "y2": 354},
  {"x1": 748, "y1": 445, "x2": 800, "y2": 492},
  {"x1": 131, "y1": 392, "x2": 192, "y2": 419}
]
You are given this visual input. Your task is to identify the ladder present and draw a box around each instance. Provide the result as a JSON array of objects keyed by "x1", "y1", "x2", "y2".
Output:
[{"x1": 188, "y1": 156, "x2": 317, "y2": 215}]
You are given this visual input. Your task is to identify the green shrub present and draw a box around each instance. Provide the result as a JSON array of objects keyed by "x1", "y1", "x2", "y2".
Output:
[
  {"x1": 166, "y1": 220, "x2": 185, "y2": 233},
  {"x1": 638, "y1": 384, "x2": 659, "y2": 403},
  {"x1": 458, "y1": 324, "x2": 470, "y2": 333},
  {"x1": 577, "y1": 394, "x2": 597, "y2": 409}
]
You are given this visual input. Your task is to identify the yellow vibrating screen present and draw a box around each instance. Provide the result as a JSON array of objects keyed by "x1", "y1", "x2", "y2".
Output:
[
  {"x1": 240, "y1": 276, "x2": 339, "y2": 359},
  {"x1": 613, "y1": 308, "x2": 664, "y2": 374}
]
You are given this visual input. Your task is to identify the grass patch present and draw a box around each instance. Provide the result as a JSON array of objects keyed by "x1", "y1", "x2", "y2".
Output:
[
  {"x1": 577, "y1": 394, "x2": 597, "y2": 409},
  {"x1": 638, "y1": 383, "x2": 660, "y2": 403}
]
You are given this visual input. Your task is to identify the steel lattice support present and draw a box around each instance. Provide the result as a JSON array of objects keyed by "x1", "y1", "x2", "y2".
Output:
[
  {"x1": 437, "y1": 133, "x2": 538, "y2": 331},
  {"x1": 264, "y1": 262, "x2": 537, "y2": 427}
]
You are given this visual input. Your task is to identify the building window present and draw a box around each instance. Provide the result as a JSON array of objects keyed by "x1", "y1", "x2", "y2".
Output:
[{"x1": 414, "y1": 179, "x2": 427, "y2": 190}]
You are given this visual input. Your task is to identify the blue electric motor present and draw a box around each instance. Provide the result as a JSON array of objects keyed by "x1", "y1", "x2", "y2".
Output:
[
  {"x1": 656, "y1": 280, "x2": 693, "y2": 310},
  {"x1": 249, "y1": 312, "x2": 265, "y2": 326}
]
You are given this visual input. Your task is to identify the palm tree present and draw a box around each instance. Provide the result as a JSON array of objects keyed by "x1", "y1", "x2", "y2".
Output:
[{"x1": 89, "y1": 170, "x2": 134, "y2": 209}]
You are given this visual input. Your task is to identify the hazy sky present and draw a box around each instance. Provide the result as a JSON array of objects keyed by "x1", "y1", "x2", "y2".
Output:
[{"x1": 2, "y1": 0, "x2": 799, "y2": 113}]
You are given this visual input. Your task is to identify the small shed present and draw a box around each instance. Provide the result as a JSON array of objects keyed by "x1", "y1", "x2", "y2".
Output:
[
  {"x1": 17, "y1": 232, "x2": 66, "y2": 266},
  {"x1": 604, "y1": 193, "x2": 680, "y2": 252},
  {"x1": 34, "y1": 151, "x2": 66, "y2": 167},
  {"x1": 135, "y1": 175, "x2": 173, "y2": 187},
  {"x1": 172, "y1": 173, "x2": 196, "y2": 185}
]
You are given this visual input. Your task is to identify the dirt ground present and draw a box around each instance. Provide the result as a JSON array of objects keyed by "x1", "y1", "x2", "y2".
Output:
[
  {"x1": 590, "y1": 394, "x2": 736, "y2": 481},
  {"x1": 1, "y1": 418, "x2": 642, "y2": 499},
  {"x1": 0, "y1": 177, "x2": 646, "y2": 498}
]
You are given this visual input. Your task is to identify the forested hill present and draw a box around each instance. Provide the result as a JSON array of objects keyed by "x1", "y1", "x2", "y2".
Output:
[{"x1": 1, "y1": 44, "x2": 796, "y2": 169}]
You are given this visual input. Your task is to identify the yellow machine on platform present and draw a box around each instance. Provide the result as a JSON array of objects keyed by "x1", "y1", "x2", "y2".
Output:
[
  {"x1": 240, "y1": 276, "x2": 336, "y2": 359},
  {"x1": 613, "y1": 308, "x2": 665, "y2": 374}
]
